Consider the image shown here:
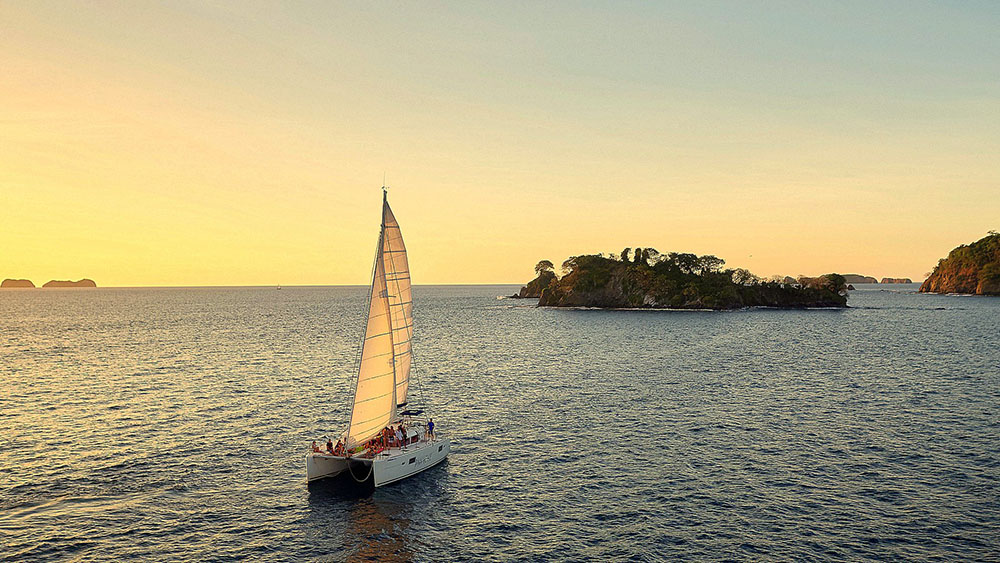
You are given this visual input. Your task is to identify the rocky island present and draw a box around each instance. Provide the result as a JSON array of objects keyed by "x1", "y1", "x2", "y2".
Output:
[
  {"x1": 42, "y1": 279, "x2": 97, "y2": 288},
  {"x1": 842, "y1": 274, "x2": 878, "y2": 284},
  {"x1": 1, "y1": 279, "x2": 36, "y2": 288},
  {"x1": 880, "y1": 277, "x2": 913, "y2": 284},
  {"x1": 518, "y1": 248, "x2": 847, "y2": 310},
  {"x1": 920, "y1": 232, "x2": 1000, "y2": 295}
]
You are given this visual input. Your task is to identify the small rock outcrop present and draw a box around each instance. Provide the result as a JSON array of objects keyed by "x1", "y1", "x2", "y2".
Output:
[
  {"x1": 42, "y1": 279, "x2": 97, "y2": 288},
  {"x1": 920, "y1": 232, "x2": 1000, "y2": 295},
  {"x1": 1, "y1": 279, "x2": 35, "y2": 288},
  {"x1": 880, "y1": 277, "x2": 913, "y2": 284},
  {"x1": 513, "y1": 261, "x2": 557, "y2": 298},
  {"x1": 842, "y1": 274, "x2": 878, "y2": 284}
]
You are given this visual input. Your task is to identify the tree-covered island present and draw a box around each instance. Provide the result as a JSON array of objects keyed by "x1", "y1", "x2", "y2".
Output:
[
  {"x1": 517, "y1": 248, "x2": 848, "y2": 309},
  {"x1": 920, "y1": 231, "x2": 1000, "y2": 295}
]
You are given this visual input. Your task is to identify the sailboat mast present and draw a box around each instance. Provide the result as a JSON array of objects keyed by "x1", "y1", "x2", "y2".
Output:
[{"x1": 382, "y1": 188, "x2": 399, "y2": 421}]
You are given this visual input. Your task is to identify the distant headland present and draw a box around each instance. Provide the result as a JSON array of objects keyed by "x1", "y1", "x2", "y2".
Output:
[
  {"x1": 920, "y1": 232, "x2": 1000, "y2": 295},
  {"x1": 1, "y1": 278, "x2": 97, "y2": 288},
  {"x1": 515, "y1": 248, "x2": 847, "y2": 310},
  {"x1": 840, "y1": 274, "x2": 913, "y2": 284}
]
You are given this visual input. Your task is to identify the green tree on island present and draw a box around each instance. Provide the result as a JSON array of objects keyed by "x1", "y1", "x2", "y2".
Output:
[{"x1": 535, "y1": 260, "x2": 555, "y2": 276}]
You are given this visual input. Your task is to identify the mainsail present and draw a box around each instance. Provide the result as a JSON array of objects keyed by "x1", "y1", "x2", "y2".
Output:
[{"x1": 345, "y1": 192, "x2": 414, "y2": 445}]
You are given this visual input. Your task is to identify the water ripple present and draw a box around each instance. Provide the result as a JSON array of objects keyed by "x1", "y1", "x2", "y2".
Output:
[{"x1": 1, "y1": 285, "x2": 998, "y2": 561}]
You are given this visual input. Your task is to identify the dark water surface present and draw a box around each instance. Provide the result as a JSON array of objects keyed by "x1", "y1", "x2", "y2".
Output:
[{"x1": 2, "y1": 284, "x2": 998, "y2": 561}]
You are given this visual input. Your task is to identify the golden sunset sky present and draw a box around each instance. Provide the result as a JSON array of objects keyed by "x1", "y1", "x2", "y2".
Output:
[{"x1": 2, "y1": 2, "x2": 998, "y2": 286}]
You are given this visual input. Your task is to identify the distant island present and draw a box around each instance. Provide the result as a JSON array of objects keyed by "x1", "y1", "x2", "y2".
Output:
[
  {"x1": 880, "y1": 277, "x2": 913, "y2": 284},
  {"x1": 920, "y1": 232, "x2": 1000, "y2": 295},
  {"x1": 1, "y1": 279, "x2": 35, "y2": 288},
  {"x1": 43, "y1": 279, "x2": 97, "y2": 288},
  {"x1": 842, "y1": 274, "x2": 878, "y2": 284},
  {"x1": 42, "y1": 279, "x2": 98, "y2": 288},
  {"x1": 517, "y1": 248, "x2": 848, "y2": 309},
  {"x1": 2, "y1": 278, "x2": 98, "y2": 288}
]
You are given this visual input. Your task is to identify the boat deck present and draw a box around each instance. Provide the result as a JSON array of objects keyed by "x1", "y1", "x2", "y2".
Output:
[{"x1": 311, "y1": 434, "x2": 440, "y2": 462}]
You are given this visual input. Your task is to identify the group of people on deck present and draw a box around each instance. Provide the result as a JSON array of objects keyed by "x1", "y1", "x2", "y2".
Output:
[
  {"x1": 310, "y1": 419, "x2": 435, "y2": 459},
  {"x1": 311, "y1": 438, "x2": 346, "y2": 456}
]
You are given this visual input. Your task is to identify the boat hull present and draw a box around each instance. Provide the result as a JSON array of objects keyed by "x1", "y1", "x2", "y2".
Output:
[
  {"x1": 306, "y1": 439, "x2": 450, "y2": 486},
  {"x1": 306, "y1": 453, "x2": 348, "y2": 482},
  {"x1": 374, "y1": 438, "x2": 450, "y2": 487}
]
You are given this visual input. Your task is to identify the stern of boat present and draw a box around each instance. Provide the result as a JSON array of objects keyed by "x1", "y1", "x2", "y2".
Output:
[{"x1": 306, "y1": 452, "x2": 348, "y2": 482}]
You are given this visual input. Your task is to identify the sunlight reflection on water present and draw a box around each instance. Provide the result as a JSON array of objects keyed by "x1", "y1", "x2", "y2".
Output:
[{"x1": 1, "y1": 285, "x2": 998, "y2": 560}]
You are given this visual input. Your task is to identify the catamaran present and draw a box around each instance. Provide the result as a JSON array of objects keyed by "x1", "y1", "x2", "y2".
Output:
[{"x1": 306, "y1": 188, "x2": 450, "y2": 486}]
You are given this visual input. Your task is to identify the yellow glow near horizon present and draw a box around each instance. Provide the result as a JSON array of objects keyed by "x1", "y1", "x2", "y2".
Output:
[{"x1": 2, "y1": 3, "x2": 998, "y2": 286}]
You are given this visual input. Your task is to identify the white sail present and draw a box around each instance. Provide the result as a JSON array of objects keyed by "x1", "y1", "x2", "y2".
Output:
[
  {"x1": 346, "y1": 231, "x2": 396, "y2": 445},
  {"x1": 345, "y1": 193, "x2": 414, "y2": 446},
  {"x1": 381, "y1": 202, "x2": 414, "y2": 406}
]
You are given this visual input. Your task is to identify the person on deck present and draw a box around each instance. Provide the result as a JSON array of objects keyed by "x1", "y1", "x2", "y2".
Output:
[
  {"x1": 326, "y1": 438, "x2": 334, "y2": 454},
  {"x1": 334, "y1": 440, "x2": 344, "y2": 456},
  {"x1": 427, "y1": 419, "x2": 434, "y2": 439},
  {"x1": 311, "y1": 441, "x2": 321, "y2": 453}
]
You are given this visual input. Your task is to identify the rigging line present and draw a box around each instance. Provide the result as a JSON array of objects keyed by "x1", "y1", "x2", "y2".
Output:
[
  {"x1": 361, "y1": 350, "x2": 394, "y2": 360},
  {"x1": 347, "y1": 460, "x2": 374, "y2": 483},
  {"x1": 358, "y1": 371, "x2": 394, "y2": 383}
]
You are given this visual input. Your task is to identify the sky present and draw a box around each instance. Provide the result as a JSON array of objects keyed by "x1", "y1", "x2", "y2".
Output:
[{"x1": 2, "y1": 1, "x2": 998, "y2": 286}]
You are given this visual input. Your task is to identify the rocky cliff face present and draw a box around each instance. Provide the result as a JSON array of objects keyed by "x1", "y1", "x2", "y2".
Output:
[
  {"x1": 42, "y1": 279, "x2": 97, "y2": 288},
  {"x1": 880, "y1": 277, "x2": 913, "y2": 284},
  {"x1": 920, "y1": 233, "x2": 1000, "y2": 295},
  {"x1": 1, "y1": 279, "x2": 35, "y2": 288}
]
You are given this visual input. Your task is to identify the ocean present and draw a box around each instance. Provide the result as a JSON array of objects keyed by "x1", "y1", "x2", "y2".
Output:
[{"x1": 1, "y1": 284, "x2": 998, "y2": 561}]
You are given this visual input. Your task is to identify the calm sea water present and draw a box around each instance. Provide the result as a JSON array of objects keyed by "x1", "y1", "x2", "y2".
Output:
[{"x1": 1, "y1": 284, "x2": 998, "y2": 561}]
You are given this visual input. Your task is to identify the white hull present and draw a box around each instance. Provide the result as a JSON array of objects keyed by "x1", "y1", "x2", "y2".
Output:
[
  {"x1": 306, "y1": 437, "x2": 450, "y2": 487},
  {"x1": 306, "y1": 453, "x2": 348, "y2": 482},
  {"x1": 373, "y1": 438, "x2": 450, "y2": 487}
]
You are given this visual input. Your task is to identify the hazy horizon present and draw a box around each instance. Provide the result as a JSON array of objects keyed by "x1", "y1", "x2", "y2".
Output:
[
  {"x1": 3, "y1": 2, "x2": 998, "y2": 286},
  {"x1": 0, "y1": 276, "x2": 928, "y2": 289}
]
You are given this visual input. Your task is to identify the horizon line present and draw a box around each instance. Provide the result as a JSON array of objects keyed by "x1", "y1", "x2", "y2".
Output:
[{"x1": 0, "y1": 283, "x2": 529, "y2": 289}]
